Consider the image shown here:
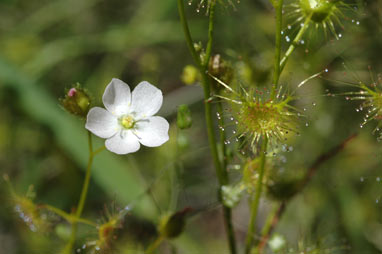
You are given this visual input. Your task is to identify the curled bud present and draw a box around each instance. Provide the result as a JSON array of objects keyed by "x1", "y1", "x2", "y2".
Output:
[
  {"x1": 177, "y1": 104, "x2": 193, "y2": 129},
  {"x1": 159, "y1": 207, "x2": 192, "y2": 239},
  {"x1": 59, "y1": 84, "x2": 91, "y2": 118}
]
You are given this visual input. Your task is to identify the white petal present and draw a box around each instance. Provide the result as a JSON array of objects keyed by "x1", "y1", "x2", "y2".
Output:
[
  {"x1": 105, "y1": 131, "x2": 141, "y2": 154},
  {"x1": 130, "y1": 81, "x2": 163, "y2": 118},
  {"x1": 85, "y1": 107, "x2": 118, "y2": 138},
  {"x1": 102, "y1": 78, "x2": 131, "y2": 115},
  {"x1": 135, "y1": 116, "x2": 169, "y2": 147}
]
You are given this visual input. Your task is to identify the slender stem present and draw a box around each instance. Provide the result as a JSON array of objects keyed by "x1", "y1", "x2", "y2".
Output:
[
  {"x1": 177, "y1": 1, "x2": 236, "y2": 253},
  {"x1": 217, "y1": 101, "x2": 237, "y2": 253},
  {"x1": 65, "y1": 131, "x2": 98, "y2": 252},
  {"x1": 256, "y1": 134, "x2": 358, "y2": 252},
  {"x1": 279, "y1": 14, "x2": 312, "y2": 72},
  {"x1": 146, "y1": 235, "x2": 165, "y2": 254},
  {"x1": 270, "y1": 0, "x2": 284, "y2": 98},
  {"x1": 76, "y1": 131, "x2": 94, "y2": 217},
  {"x1": 204, "y1": 1, "x2": 215, "y2": 68},
  {"x1": 40, "y1": 204, "x2": 97, "y2": 227},
  {"x1": 245, "y1": 137, "x2": 268, "y2": 254},
  {"x1": 259, "y1": 203, "x2": 279, "y2": 239},
  {"x1": 177, "y1": 0, "x2": 201, "y2": 68},
  {"x1": 257, "y1": 202, "x2": 286, "y2": 253}
]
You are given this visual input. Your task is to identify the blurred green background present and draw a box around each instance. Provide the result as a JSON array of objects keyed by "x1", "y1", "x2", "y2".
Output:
[{"x1": 0, "y1": 0, "x2": 382, "y2": 253}]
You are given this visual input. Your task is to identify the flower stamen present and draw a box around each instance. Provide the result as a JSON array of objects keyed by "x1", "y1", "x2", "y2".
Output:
[{"x1": 120, "y1": 115, "x2": 135, "y2": 129}]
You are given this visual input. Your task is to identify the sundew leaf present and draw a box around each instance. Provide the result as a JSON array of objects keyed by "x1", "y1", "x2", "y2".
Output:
[{"x1": 0, "y1": 57, "x2": 157, "y2": 220}]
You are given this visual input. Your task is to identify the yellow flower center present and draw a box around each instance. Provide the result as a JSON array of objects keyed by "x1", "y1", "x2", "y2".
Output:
[{"x1": 120, "y1": 115, "x2": 135, "y2": 129}]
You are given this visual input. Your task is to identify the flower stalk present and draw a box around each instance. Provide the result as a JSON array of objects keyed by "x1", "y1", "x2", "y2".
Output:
[
  {"x1": 280, "y1": 13, "x2": 312, "y2": 72},
  {"x1": 177, "y1": 1, "x2": 236, "y2": 253},
  {"x1": 64, "y1": 131, "x2": 105, "y2": 253},
  {"x1": 244, "y1": 137, "x2": 268, "y2": 254},
  {"x1": 270, "y1": 0, "x2": 284, "y2": 99},
  {"x1": 146, "y1": 235, "x2": 165, "y2": 254}
]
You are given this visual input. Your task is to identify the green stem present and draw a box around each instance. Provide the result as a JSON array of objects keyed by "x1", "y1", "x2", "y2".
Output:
[
  {"x1": 204, "y1": 1, "x2": 215, "y2": 68},
  {"x1": 75, "y1": 131, "x2": 94, "y2": 218},
  {"x1": 64, "y1": 131, "x2": 100, "y2": 252},
  {"x1": 177, "y1": 1, "x2": 236, "y2": 253},
  {"x1": 270, "y1": 0, "x2": 284, "y2": 98},
  {"x1": 40, "y1": 204, "x2": 96, "y2": 227},
  {"x1": 279, "y1": 14, "x2": 312, "y2": 73},
  {"x1": 177, "y1": 0, "x2": 201, "y2": 68},
  {"x1": 259, "y1": 204, "x2": 279, "y2": 241},
  {"x1": 146, "y1": 235, "x2": 165, "y2": 254},
  {"x1": 245, "y1": 137, "x2": 268, "y2": 254}
]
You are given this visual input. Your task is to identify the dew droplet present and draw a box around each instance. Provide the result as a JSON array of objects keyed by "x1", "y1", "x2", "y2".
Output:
[
  {"x1": 360, "y1": 177, "x2": 364, "y2": 182},
  {"x1": 305, "y1": 122, "x2": 309, "y2": 127}
]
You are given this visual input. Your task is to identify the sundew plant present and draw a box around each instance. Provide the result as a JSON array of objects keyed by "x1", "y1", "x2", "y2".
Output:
[{"x1": 0, "y1": 0, "x2": 382, "y2": 254}]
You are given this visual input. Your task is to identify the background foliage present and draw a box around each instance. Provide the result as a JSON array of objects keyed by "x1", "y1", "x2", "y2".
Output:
[{"x1": 0, "y1": 0, "x2": 382, "y2": 253}]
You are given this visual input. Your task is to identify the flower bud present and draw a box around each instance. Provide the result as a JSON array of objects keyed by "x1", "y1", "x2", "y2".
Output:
[
  {"x1": 193, "y1": 42, "x2": 203, "y2": 52},
  {"x1": 59, "y1": 84, "x2": 91, "y2": 118},
  {"x1": 177, "y1": 104, "x2": 193, "y2": 129},
  {"x1": 181, "y1": 65, "x2": 200, "y2": 85},
  {"x1": 159, "y1": 207, "x2": 192, "y2": 239}
]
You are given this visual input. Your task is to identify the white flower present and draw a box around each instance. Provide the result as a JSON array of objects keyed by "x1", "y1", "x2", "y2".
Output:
[{"x1": 85, "y1": 78, "x2": 169, "y2": 154}]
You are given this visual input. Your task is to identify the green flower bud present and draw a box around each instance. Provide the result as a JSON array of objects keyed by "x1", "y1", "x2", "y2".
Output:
[
  {"x1": 159, "y1": 207, "x2": 192, "y2": 238},
  {"x1": 177, "y1": 132, "x2": 190, "y2": 149},
  {"x1": 177, "y1": 104, "x2": 193, "y2": 129},
  {"x1": 181, "y1": 65, "x2": 200, "y2": 85},
  {"x1": 59, "y1": 84, "x2": 91, "y2": 118},
  {"x1": 193, "y1": 42, "x2": 203, "y2": 52}
]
